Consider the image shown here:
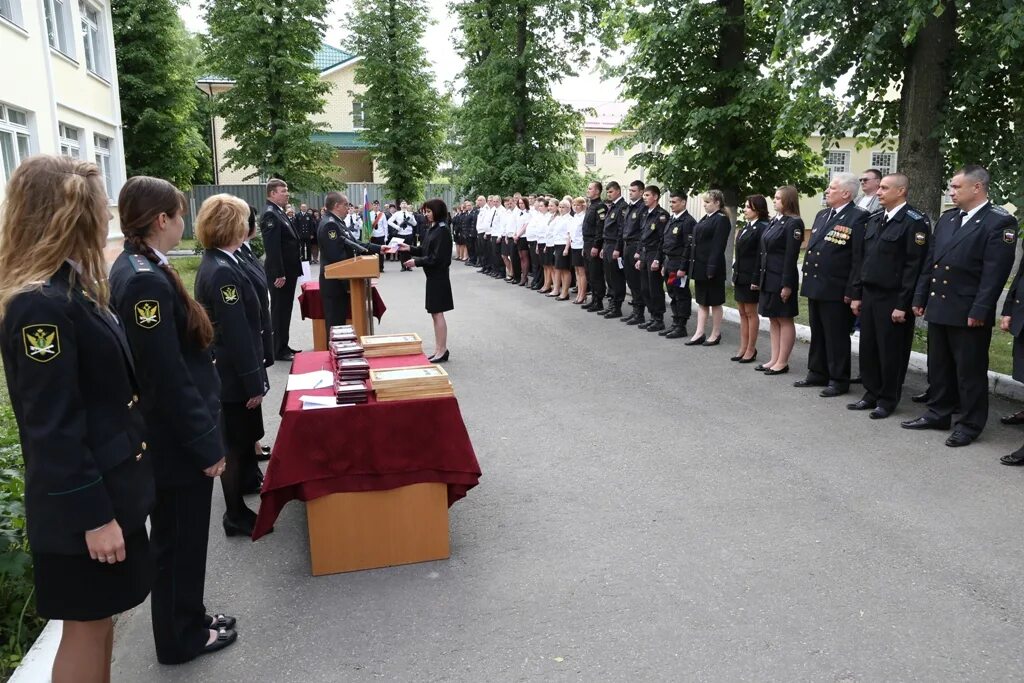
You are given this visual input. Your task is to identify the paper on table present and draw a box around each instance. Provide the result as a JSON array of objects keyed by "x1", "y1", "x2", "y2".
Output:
[
  {"x1": 297, "y1": 260, "x2": 312, "y2": 286},
  {"x1": 286, "y1": 371, "x2": 335, "y2": 391},
  {"x1": 299, "y1": 395, "x2": 347, "y2": 410}
]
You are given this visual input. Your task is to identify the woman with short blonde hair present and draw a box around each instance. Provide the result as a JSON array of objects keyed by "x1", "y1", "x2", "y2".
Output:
[{"x1": 570, "y1": 197, "x2": 588, "y2": 304}]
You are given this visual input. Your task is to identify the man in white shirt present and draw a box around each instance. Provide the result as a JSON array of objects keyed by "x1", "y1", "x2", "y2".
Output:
[
  {"x1": 856, "y1": 169, "x2": 882, "y2": 213},
  {"x1": 388, "y1": 201, "x2": 418, "y2": 271}
]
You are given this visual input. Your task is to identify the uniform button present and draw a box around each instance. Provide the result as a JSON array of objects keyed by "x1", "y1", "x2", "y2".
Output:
[
  {"x1": 931, "y1": 292, "x2": 936, "y2": 296},
  {"x1": 934, "y1": 265, "x2": 938, "y2": 269},
  {"x1": 135, "y1": 453, "x2": 143, "y2": 461},
  {"x1": 945, "y1": 266, "x2": 950, "y2": 270},
  {"x1": 133, "y1": 394, "x2": 139, "y2": 403},
  {"x1": 932, "y1": 278, "x2": 936, "y2": 282},
  {"x1": 943, "y1": 280, "x2": 948, "y2": 284},
  {"x1": 942, "y1": 295, "x2": 946, "y2": 299},
  {"x1": 141, "y1": 441, "x2": 147, "y2": 451}
]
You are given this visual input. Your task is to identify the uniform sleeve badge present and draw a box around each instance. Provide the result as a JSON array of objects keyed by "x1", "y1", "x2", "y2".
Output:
[
  {"x1": 1004, "y1": 228, "x2": 1017, "y2": 244},
  {"x1": 914, "y1": 232, "x2": 927, "y2": 246},
  {"x1": 134, "y1": 300, "x2": 160, "y2": 328},
  {"x1": 23, "y1": 324, "x2": 60, "y2": 363},
  {"x1": 328, "y1": 229, "x2": 338, "y2": 240},
  {"x1": 659, "y1": 215, "x2": 667, "y2": 222},
  {"x1": 672, "y1": 227, "x2": 679, "y2": 234},
  {"x1": 793, "y1": 228, "x2": 803, "y2": 240},
  {"x1": 220, "y1": 285, "x2": 239, "y2": 305}
]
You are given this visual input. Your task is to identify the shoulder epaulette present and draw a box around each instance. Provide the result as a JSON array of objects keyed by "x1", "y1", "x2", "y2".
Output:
[
  {"x1": 991, "y1": 205, "x2": 1010, "y2": 216},
  {"x1": 906, "y1": 208, "x2": 924, "y2": 221},
  {"x1": 942, "y1": 206, "x2": 959, "y2": 214},
  {"x1": 869, "y1": 207, "x2": 885, "y2": 217},
  {"x1": 129, "y1": 254, "x2": 154, "y2": 273}
]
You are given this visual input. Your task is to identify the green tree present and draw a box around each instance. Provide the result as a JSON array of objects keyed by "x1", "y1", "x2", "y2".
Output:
[
  {"x1": 112, "y1": 0, "x2": 210, "y2": 189},
  {"x1": 202, "y1": 0, "x2": 335, "y2": 190},
  {"x1": 350, "y1": 0, "x2": 446, "y2": 202},
  {"x1": 450, "y1": 0, "x2": 608, "y2": 196},
  {"x1": 776, "y1": 0, "x2": 1024, "y2": 218},
  {"x1": 612, "y1": 0, "x2": 824, "y2": 216}
]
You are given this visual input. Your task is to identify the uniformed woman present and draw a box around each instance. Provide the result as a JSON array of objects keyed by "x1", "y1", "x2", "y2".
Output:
[
  {"x1": 570, "y1": 197, "x2": 588, "y2": 304},
  {"x1": 109, "y1": 177, "x2": 238, "y2": 663},
  {"x1": 756, "y1": 186, "x2": 804, "y2": 375},
  {"x1": 549, "y1": 199, "x2": 573, "y2": 300},
  {"x1": 194, "y1": 194, "x2": 270, "y2": 537},
  {"x1": 731, "y1": 195, "x2": 769, "y2": 362},
  {"x1": 398, "y1": 198, "x2": 454, "y2": 362},
  {"x1": 685, "y1": 190, "x2": 731, "y2": 346},
  {"x1": 0, "y1": 155, "x2": 155, "y2": 683}
]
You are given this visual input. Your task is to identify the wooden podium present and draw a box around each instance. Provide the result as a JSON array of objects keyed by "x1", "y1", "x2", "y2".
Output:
[{"x1": 323, "y1": 255, "x2": 380, "y2": 338}]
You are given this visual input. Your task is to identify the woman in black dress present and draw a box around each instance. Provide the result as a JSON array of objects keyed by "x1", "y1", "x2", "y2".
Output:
[
  {"x1": 731, "y1": 195, "x2": 769, "y2": 362},
  {"x1": 0, "y1": 155, "x2": 155, "y2": 682},
  {"x1": 398, "y1": 198, "x2": 454, "y2": 362},
  {"x1": 756, "y1": 185, "x2": 804, "y2": 376},
  {"x1": 685, "y1": 190, "x2": 731, "y2": 346}
]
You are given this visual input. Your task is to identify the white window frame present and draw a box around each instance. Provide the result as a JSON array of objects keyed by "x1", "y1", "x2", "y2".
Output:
[
  {"x1": 93, "y1": 133, "x2": 113, "y2": 197},
  {"x1": 0, "y1": 104, "x2": 33, "y2": 184},
  {"x1": 79, "y1": 1, "x2": 108, "y2": 79},
  {"x1": 352, "y1": 100, "x2": 366, "y2": 130},
  {"x1": 869, "y1": 150, "x2": 897, "y2": 177},
  {"x1": 612, "y1": 144, "x2": 625, "y2": 158},
  {"x1": 822, "y1": 149, "x2": 851, "y2": 205},
  {"x1": 0, "y1": 0, "x2": 24, "y2": 27},
  {"x1": 584, "y1": 137, "x2": 597, "y2": 167},
  {"x1": 59, "y1": 122, "x2": 81, "y2": 159},
  {"x1": 44, "y1": 0, "x2": 76, "y2": 58}
]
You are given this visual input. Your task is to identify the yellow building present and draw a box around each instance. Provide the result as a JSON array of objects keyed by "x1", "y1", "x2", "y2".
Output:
[
  {"x1": 0, "y1": 0, "x2": 127, "y2": 235},
  {"x1": 198, "y1": 43, "x2": 383, "y2": 185}
]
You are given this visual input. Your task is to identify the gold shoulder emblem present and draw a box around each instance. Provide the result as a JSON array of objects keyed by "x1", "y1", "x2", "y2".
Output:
[
  {"x1": 328, "y1": 229, "x2": 338, "y2": 240},
  {"x1": 914, "y1": 232, "x2": 927, "y2": 246},
  {"x1": 134, "y1": 300, "x2": 160, "y2": 328},
  {"x1": 23, "y1": 324, "x2": 60, "y2": 363},
  {"x1": 1004, "y1": 228, "x2": 1017, "y2": 245},
  {"x1": 220, "y1": 285, "x2": 239, "y2": 305}
]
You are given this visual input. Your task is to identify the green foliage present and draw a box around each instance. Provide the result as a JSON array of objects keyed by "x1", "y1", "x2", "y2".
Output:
[
  {"x1": 112, "y1": 0, "x2": 211, "y2": 190},
  {"x1": 450, "y1": 0, "x2": 608, "y2": 197},
  {"x1": 350, "y1": 0, "x2": 447, "y2": 203},
  {"x1": 203, "y1": 0, "x2": 336, "y2": 191},
  {"x1": 614, "y1": 0, "x2": 824, "y2": 209}
]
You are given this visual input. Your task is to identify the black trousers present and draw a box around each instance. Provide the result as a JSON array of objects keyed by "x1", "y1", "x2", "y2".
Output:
[
  {"x1": 298, "y1": 238, "x2": 311, "y2": 262},
  {"x1": 624, "y1": 241, "x2": 642, "y2": 309},
  {"x1": 806, "y1": 298, "x2": 853, "y2": 387},
  {"x1": 322, "y1": 284, "x2": 350, "y2": 331},
  {"x1": 639, "y1": 258, "x2": 664, "y2": 317},
  {"x1": 269, "y1": 275, "x2": 298, "y2": 356},
  {"x1": 491, "y1": 236, "x2": 502, "y2": 272},
  {"x1": 925, "y1": 322, "x2": 992, "y2": 436},
  {"x1": 584, "y1": 241, "x2": 604, "y2": 300},
  {"x1": 151, "y1": 477, "x2": 214, "y2": 664},
  {"x1": 477, "y1": 235, "x2": 487, "y2": 266},
  {"x1": 859, "y1": 287, "x2": 915, "y2": 410},
  {"x1": 603, "y1": 245, "x2": 625, "y2": 305},
  {"x1": 466, "y1": 232, "x2": 477, "y2": 262},
  {"x1": 528, "y1": 241, "x2": 539, "y2": 281},
  {"x1": 370, "y1": 236, "x2": 385, "y2": 270}
]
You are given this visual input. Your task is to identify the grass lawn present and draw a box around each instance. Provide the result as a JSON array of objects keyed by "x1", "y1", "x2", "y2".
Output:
[
  {"x1": 172, "y1": 255, "x2": 202, "y2": 294},
  {"x1": 723, "y1": 284, "x2": 1015, "y2": 376},
  {"x1": 176, "y1": 238, "x2": 199, "y2": 253}
]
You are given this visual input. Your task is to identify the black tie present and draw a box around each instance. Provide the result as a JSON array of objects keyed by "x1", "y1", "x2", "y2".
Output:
[
  {"x1": 826, "y1": 208, "x2": 835, "y2": 224},
  {"x1": 953, "y1": 211, "x2": 966, "y2": 233}
]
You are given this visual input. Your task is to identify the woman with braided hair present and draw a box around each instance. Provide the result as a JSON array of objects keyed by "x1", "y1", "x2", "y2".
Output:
[{"x1": 109, "y1": 176, "x2": 238, "y2": 663}]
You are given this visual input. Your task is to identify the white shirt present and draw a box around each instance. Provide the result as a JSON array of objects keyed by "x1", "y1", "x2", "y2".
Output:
[
  {"x1": 344, "y1": 214, "x2": 362, "y2": 239},
  {"x1": 547, "y1": 213, "x2": 569, "y2": 246},
  {"x1": 883, "y1": 202, "x2": 907, "y2": 223},
  {"x1": 499, "y1": 208, "x2": 514, "y2": 237},
  {"x1": 570, "y1": 212, "x2": 585, "y2": 249},
  {"x1": 152, "y1": 247, "x2": 169, "y2": 266},
  {"x1": 524, "y1": 210, "x2": 545, "y2": 242},
  {"x1": 389, "y1": 210, "x2": 416, "y2": 236},
  {"x1": 370, "y1": 211, "x2": 387, "y2": 238},
  {"x1": 475, "y1": 206, "x2": 492, "y2": 235},
  {"x1": 828, "y1": 202, "x2": 852, "y2": 219},
  {"x1": 961, "y1": 201, "x2": 988, "y2": 224}
]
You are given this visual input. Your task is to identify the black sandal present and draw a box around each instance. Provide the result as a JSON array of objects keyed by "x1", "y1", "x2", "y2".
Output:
[
  {"x1": 206, "y1": 613, "x2": 237, "y2": 630},
  {"x1": 199, "y1": 628, "x2": 237, "y2": 656}
]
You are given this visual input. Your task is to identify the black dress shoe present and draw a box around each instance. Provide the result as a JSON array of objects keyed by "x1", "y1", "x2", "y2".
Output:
[
  {"x1": 621, "y1": 314, "x2": 637, "y2": 324},
  {"x1": 199, "y1": 628, "x2": 238, "y2": 657},
  {"x1": 869, "y1": 407, "x2": 891, "y2": 420},
  {"x1": 737, "y1": 353, "x2": 758, "y2": 364},
  {"x1": 1000, "y1": 410, "x2": 1024, "y2": 425},
  {"x1": 646, "y1": 320, "x2": 666, "y2": 332},
  {"x1": 429, "y1": 350, "x2": 450, "y2": 363},
  {"x1": 900, "y1": 416, "x2": 951, "y2": 430},
  {"x1": 820, "y1": 385, "x2": 848, "y2": 397},
  {"x1": 850, "y1": 376, "x2": 862, "y2": 384},
  {"x1": 206, "y1": 614, "x2": 237, "y2": 630},
  {"x1": 945, "y1": 430, "x2": 975, "y2": 448},
  {"x1": 602, "y1": 308, "x2": 623, "y2": 319},
  {"x1": 637, "y1": 320, "x2": 654, "y2": 330},
  {"x1": 910, "y1": 391, "x2": 930, "y2": 404},
  {"x1": 702, "y1": 336, "x2": 721, "y2": 346},
  {"x1": 658, "y1": 326, "x2": 677, "y2": 337},
  {"x1": 684, "y1": 336, "x2": 706, "y2": 346},
  {"x1": 223, "y1": 513, "x2": 256, "y2": 537},
  {"x1": 730, "y1": 354, "x2": 743, "y2": 361},
  {"x1": 287, "y1": 347, "x2": 301, "y2": 354},
  {"x1": 1000, "y1": 449, "x2": 1024, "y2": 465},
  {"x1": 763, "y1": 366, "x2": 789, "y2": 376},
  {"x1": 793, "y1": 378, "x2": 826, "y2": 388},
  {"x1": 665, "y1": 327, "x2": 687, "y2": 339},
  {"x1": 275, "y1": 352, "x2": 295, "y2": 362},
  {"x1": 847, "y1": 399, "x2": 876, "y2": 411}
]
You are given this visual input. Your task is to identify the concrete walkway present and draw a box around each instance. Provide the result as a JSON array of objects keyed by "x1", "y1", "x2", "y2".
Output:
[{"x1": 110, "y1": 262, "x2": 1024, "y2": 681}]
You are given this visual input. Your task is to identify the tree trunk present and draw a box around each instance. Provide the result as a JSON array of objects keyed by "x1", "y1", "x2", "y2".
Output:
[
  {"x1": 898, "y1": 0, "x2": 956, "y2": 221},
  {"x1": 511, "y1": 2, "x2": 528, "y2": 146}
]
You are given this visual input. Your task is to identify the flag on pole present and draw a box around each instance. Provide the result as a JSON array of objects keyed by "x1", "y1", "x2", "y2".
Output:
[{"x1": 362, "y1": 188, "x2": 371, "y2": 242}]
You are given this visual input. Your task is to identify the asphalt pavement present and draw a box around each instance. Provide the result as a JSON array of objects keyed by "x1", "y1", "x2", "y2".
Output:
[{"x1": 111, "y1": 260, "x2": 1024, "y2": 682}]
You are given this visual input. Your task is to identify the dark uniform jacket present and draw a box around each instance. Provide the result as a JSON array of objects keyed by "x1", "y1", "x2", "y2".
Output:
[
  {"x1": 1001, "y1": 243, "x2": 1024, "y2": 337},
  {"x1": 582, "y1": 198, "x2": 608, "y2": 246},
  {"x1": 757, "y1": 216, "x2": 803, "y2": 294},
  {"x1": 465, "y1": 208, "x2": 479, "y2": 238},
  {"x1": 237, "y1": 242, "x2": 274, "y2": 367},
  {"x1": 109, "y1": 248, "x2": 223, "y2": 487},
  {"x1": 690, "y1": 211, "x2": 731, "y2": 281},
  {"x1": 661, "y1": 211, "x2": 696, "y2": 269},
  {"x1": 260, "y1": 202, "x2": 302, "y2": 280},
  {"x1": 733, "y1": 219, "x2": 767, "y2": 288},
  {"x1": 410, "y1": 220, "x2": 453, "y2": 272},
  {"x1": 601, "y1": 197, "x2": 627, "y2": 252},
  {"x1": 850, "y1": 204, "x2": 931, "y2": 311},
  {"x1": 1, "y1": 263, "x2": 154, "y2": 554},
  {"x1": 913, "y1": 202, "x2": 1018, "y2": 327},
  {"x1": 317, "y1": 212, "x2": 382, "y2": 303},
  {"x1": 622, "y1": 200, "x2": 646, "y2": 248},
  {"x1": 294, "y1": 211, "x2": 314, "y2": 241},
  {"x1": 194, "y1": 249, "x2": 269, "y2": 403},
  {"x1": 639, "y1": 205, "x2": 671, "y2": 263},
  {"x1": 800, "y1": 203, "x2": 870, "y2": 301}
]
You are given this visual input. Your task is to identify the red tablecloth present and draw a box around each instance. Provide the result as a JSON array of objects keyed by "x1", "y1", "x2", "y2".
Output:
[
  {"x1": 299, "y1": 281, "x2": 386, "y2": 321},
  {"x1": 253, "y1": 351, "x2": 481, "y2": 540}
]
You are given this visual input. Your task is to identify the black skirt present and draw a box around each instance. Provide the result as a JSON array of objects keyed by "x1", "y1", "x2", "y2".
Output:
[
  {"x1": 517, "y1": 237, "x2": 528, "y2": 251},
  {"x1": 733, "y1": 282, "x2": 760, "y2": 304},
  {"x1": 570, "y1": 248, "x2": 584, "y2": 268},
  {"x1": 222, "y1": 400, "x2": 265, "y2": 453},
  {"x1": 424, "y1": 270, "x2": 454, "y2": 313},
  {"x1": 695, "y1": 277, "x2": 726, "y2": 306},
  {"x1": 1014, "y1": 335, "x2": 1024, "y2": 383},
  {"x1": 554, "y1": 246, "x2": 571, "y2": 270},
  {"x1": 33, "y1": 526, "x2": 153, "y2": 621},
  {"x1": 758, "y1": 290, "x2": 799, "y2": 318},
  {"x1": 544, "y1": 246, "x2": 556, "y2": 266}
]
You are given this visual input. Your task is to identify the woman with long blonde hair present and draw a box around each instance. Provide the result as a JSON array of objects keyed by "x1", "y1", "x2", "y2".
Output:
[{"x1": 0, "y1": 155, "x2": 155, "y2": 683}]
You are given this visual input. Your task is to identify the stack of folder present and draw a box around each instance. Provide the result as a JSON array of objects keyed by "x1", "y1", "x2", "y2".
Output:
[
  {"x1": 329, "y1": 325, "x2": 358, "y2": 343},
  {"x1": 370, "y1": 365, "x2": 454, "y2": 402},
  {"x1": 330, "y1": 341, "x2": 365, "y2": 363},
  {"x1": 360, "y1": 333, "x2": 423, "y2": 358},
  {"x1": 336, "y1": 357, "x2": 370, "y2": 381},
  {"x1": 334, "y1": 379, "x2": 370, "y2": 405}
]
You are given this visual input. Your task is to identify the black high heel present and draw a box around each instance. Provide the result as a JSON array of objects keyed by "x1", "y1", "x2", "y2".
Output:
[
  {"x1": 429, "y1": 350, "x2": 450, "y2": 364},
  {"x1": 684, "y1": 336, "x2": 706, "y2": 346},
  {"x1": 223, "y1": 512, "x2": 262, "y2": 537},
  {"x1": 738, "y1": 350, "x2": 758, "y2": 364},
  {"x1": 702, "y1": 336, "x2": 721, "y2": 347}
]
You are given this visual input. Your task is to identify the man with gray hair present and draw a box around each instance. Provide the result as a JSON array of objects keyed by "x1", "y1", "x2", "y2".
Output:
[{"x1": 794, "y1": 172, "x2": 870, "y2": 397}]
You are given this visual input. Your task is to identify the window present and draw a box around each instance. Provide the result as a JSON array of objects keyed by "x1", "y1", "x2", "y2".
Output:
[
  {"x1": 584, "y1": 137, "x2": 597, "y2": 166},
  {"x1": 80, "y1": 2, "x2": 108, "y2": 78},
  {"x1": 59, "y1": 122, "x2": 81, "y2": 159},
  {"x1": 44, "y1": 0, "x2": 75, "y2": 57},
  {"x1": 94, "y1": 133, "x2": 112, "y2": 197},
  {"x1": 822, "y1": 149, "x2": 851, "y2": 204},
  {"x1": 352, "y1": 100, "x2": 365, "y2": 129},
  {"x1": 0, "y1": 104, "x2": 32, "y2": 184},
  {"x1": 1, "y1": 0, "x2": 24, "y2": 26},
  {"x1": 612, "y1": 145, "x2": 625, "y2": 158},
  {"x1": 869, "y1": 151, "x2": 896, "y2": 176}
]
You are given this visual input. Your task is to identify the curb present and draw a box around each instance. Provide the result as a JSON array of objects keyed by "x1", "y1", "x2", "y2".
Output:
[
  {"x1": 9, "y1": 620, "x2": 61, "y2": 683},
  {"x1": 717, "y1": 304, "x2": 1024, "y2": 402}
]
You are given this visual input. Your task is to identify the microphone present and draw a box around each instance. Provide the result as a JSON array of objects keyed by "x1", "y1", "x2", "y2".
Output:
[{"x1": 341, "y1": 235, "x2": 369, "y2": 255}]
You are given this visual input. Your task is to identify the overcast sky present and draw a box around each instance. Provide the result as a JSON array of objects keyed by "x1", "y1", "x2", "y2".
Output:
[{"x1": 178, "y1": 0, "x2": 621, "y2": 109}]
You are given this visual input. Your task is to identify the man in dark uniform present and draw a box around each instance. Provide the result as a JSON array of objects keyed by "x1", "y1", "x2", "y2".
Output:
[
  {"x1": 902, "y1": 165, "x2": 1018, "y2": 447},
  {"x1": 621, "y1": 180, "x2": 648, "y2": 324},
  {"x1": 465, "y1": 198, "x2": 480, "y2": 266},
  {"x1": 582, "y1": 181, "x2": 607, "y2": 310},
  {"x1": 599, "y1": 182, "x2": 628, "y2": 318},
  {"x1": 635, "y1": 185, "x2": 670, "y2": 332},
  {"x1": 660, "y1": 190, "x2": 695, "y2": 339},
  {"x1": 795, "y1": 172, "x2": 870, "y2": 397},
  {"x1": 317, "y1": 192, "x2": 383, "y2": 330},
  {"x1": 294, "y1": 203, "x2": 312, "y2": 262},
  {"x1": 260, "y1": 178, "x2": 302, "y2": 361},
  {"x1": 847, "y1": 173, "x2": 930, "y2": 419}
]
